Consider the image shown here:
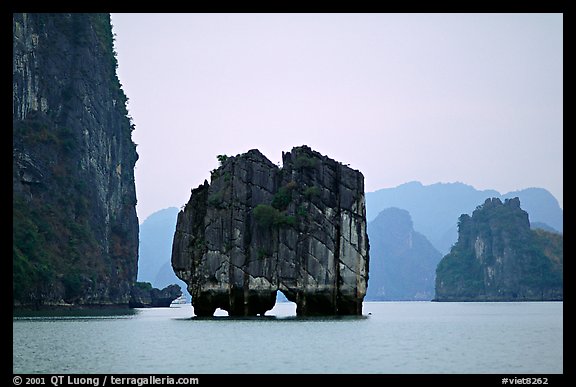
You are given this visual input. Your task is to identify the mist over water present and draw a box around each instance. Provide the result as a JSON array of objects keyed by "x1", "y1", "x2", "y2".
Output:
[{"x1": 13, "y1": 302, "x2": 562, "y2": 374}]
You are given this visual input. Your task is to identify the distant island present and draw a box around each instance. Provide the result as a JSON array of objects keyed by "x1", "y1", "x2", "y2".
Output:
[
  {"x1": 129, "y1": 283, "x2": 182, "y2": 308},
  {"x1": 366, "y1": 207, "x2": 442, "y2": 301},
  {"x1": 435, "y1": 198, "x2": 562, "y2": 301},
  {"x1": 137, "y1": 183, "x2": 562, "y2": 304},
  {"x1": 137, "y1": 207, "x2": 190, "y2": 300},
  {"x1": 366, "y1": 181, "x2": 562, "y2": 255}
]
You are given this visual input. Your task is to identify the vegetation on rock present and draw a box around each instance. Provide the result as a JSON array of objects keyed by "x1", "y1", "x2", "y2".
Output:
[
  {"x1": 435, "y1": 198, "x2": 562, "y2": 301},
  {"x1": 13, "y1": 13, "x2": 138, "y2": 307},
  {"x1": 172, "y1": 146, "x2": 369, "y2": 317}
]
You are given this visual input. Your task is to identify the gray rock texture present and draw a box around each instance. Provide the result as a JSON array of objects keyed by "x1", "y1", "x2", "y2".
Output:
[
  {"x1": 172, "y1": 146, "x2": 369, "y2": 316},
  {"x1": 13, "y1": 14, "x2": 138, "y2": 307},
  {"x1": 129, "y1": 284, "x2": 182, "y2": 308}
]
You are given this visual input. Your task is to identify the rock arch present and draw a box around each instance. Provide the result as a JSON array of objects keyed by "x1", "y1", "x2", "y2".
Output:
[{"x1": 171, "y1": 146, "x2": 369, "y2": 316}]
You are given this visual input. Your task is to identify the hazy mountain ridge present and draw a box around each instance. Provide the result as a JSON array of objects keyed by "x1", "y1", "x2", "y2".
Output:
[
  {"x1": 140, "y1": 181, "x2": 562, "y2": 304},
  {"x1": 366, "y1": 181, "x2": 562, "y2": 254},
  {"x1": 366, "y1": 207, "x2": 442, "y2": 300},
  {"x1": 138, "y1": 207, "x2": 190, "y2": 299}
]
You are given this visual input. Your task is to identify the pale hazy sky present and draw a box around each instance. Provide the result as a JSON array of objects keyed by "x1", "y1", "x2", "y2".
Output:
[{"x1": 110, "y1": 13, "x2": 563, "y2": 222}]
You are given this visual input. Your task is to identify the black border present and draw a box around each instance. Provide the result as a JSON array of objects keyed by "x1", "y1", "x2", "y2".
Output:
[{"x1": 8, "y1": 2, "x2": 568, "y2": 382}]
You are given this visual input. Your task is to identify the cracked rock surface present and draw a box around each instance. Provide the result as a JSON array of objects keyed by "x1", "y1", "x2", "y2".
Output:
[
  {"x1": 172, "y1": 146, "x2": 369, "y2": 316},
  {"x1": 12, "y1": 14, "x2": 138, "y2": 306}
]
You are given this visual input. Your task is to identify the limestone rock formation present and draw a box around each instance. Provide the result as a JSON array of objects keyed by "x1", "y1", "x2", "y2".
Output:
[
  {"x1": 366, "y1": 182, "x2": 563, "y2": 255},
  {"x1": 172, "y1": 146, "x2": 369, "y2": 316},
  {"x1": 367, "y1": 207, "x2": 442, "y2": 300},
  {"x1": 13, "y1": 14, "x2": 138, "y2": 307},
  {"x1": 435, "y1": 198, "x2": 563, "y2": 301},
  {"x1": 129, "y1": 283, "x2": 182, "y2": 308}
]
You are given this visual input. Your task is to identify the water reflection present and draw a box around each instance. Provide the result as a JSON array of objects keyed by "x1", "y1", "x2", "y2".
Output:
[
  {"x1": 13, "y1": 307, "x2": 137, "y2": 321},
  {"x1": 189, "y1": 314, "x2": 368, "y2": 322}
]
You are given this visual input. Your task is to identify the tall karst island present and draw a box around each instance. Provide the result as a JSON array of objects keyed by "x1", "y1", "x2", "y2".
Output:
[
  {"x1": 13, "y1": 14, "x2": 139, "y2": 307},
  {"x1": 172, "y1": 146, "x2": 370, "y2": 316},
  {"x1": 435, "y1": 198, "x2": 563, "y2": 301}
]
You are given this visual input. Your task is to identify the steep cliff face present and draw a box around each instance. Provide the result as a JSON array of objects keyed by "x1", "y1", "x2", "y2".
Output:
[
  {"x1": 435, "y1": 198, "x2": 562, "y2": 301},
  {"x1": 13, "y1": 13, "x2": 139, "y2": 307},
  {"x1": 367, "y1": 208, "x2": 442, "y2": 300},
  {"x1": 172, "y1": 146, "x2": 369, "y2": 316}
]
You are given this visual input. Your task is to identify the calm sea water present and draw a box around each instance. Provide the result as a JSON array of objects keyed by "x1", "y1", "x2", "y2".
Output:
[{"x1": 13, "y1": 302, "x2": 562, "y2": 374}]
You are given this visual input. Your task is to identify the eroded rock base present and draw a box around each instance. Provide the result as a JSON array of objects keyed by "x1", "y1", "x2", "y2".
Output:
[{"x1": 172, "y1": 146, "x2": 369, "y2": 316}]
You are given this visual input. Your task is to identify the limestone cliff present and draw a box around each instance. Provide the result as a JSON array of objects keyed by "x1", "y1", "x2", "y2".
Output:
[
  {"x1": 13, "y1": 14, "x2": 139, "y2": 307},
  {"x1": 367, "y1": 207, "x2": 442, "y2": 301},
  {"x1": 172, "y1": 146, "x2": 369, "y2": 316},
  {"x1": 435, "y1": 198, "x2": 562, "y2": 301}
]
